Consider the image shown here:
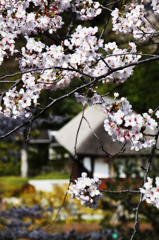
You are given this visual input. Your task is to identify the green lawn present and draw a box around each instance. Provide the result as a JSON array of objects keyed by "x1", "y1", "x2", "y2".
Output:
[
  {"x1": 0, "y1": 176, "x2": 28, "y2": 196},
  {"x1": 0, "y1": 173, "x2": 70, "y2": 195},
  {"x1": 33, "y1": 172, "x2": 70, "y2": 180}
]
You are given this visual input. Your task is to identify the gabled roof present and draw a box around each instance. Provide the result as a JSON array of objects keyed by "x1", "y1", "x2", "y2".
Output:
[{"x1": 55, "y1": 103, "x2": 142, "y2": 157}]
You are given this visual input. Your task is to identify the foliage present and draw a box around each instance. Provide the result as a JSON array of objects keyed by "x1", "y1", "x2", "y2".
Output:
[{"x1": 119, "y1": 62, "x2": 159, "y2": 113}]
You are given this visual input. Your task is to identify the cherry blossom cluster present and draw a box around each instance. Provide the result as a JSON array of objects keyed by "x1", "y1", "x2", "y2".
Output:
[
  {"x1": 2, "y1": 69, "x2": 73, "y2": 119},
  {"x1": 2, "y1": 85, "x2": 39, "y2": 118},
  {"x1": 68, "y1": 172, "x2": 103, "y2": 210},
  {"x1": 21, "y1": 25, "x2": 103, "y2": 72},
  {"x1": 92, "y1": 42, "x2": 141, "y2": 84},
  {"x1": 0, "y1": 0, "x2": 16, "y2": 10},
  {"x1": 1, "y1": 36, "x2": 141, "y2": 118},
  {"x1": 64, "y1": 25, "x2": 103, "y2": 64},
  {"x1": 102, "y1": 93, "x2": 158, "y2": 151},
  {"x1": 111, "y1": 3, "x2": 156, "y2": 40},
  {"x1": 140, "y1": 177, "x2": 159, "y2": 208},
  {"x1": 75, "y1": 88, "x2": 102, "y2": 106},
  {"x1": 0, "y1": 0, "x2": 143, "y2": 120},
  {"x1": 64, "y1": 28, "x2": 140, "y2": 83},
  {"x1": 0, "y1": 0, "x2": 67, "y2": 62},
  {"x1": 151, "y1": 0, "x2": 159, "y2": 15},
  {"x1": 72, "y1": 0, "x2": 101, "y2": 20},
  {"x1": 0, "y1": 0, "x2": 101, "y2": 64},
  {"x1": 1, "y1": 25, "x2": 103, "y2": 118},
  {"x1": 0, "y1": 0, "x2": 158, "y2": 151},
  {"x1": 64, "y1": 27, "x2": 140, "y2": 84}
]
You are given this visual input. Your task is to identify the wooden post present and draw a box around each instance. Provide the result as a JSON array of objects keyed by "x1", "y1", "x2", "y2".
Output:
[{"x1": 21, "y1": 144, "x2": 28, "y2": 178}]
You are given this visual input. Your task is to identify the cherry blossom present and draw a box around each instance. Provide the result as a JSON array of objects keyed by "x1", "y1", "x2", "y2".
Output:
[
  {"x1": 72, "y1": 0, "x2": 101, "y2": 20},
  {"x1": 68, "y1": 172, "x2": 103, "y2": 210},
  {"x1": 140, "y1": 177, "x2": 159, "y2": 208},
  {"x1": 155, "y1": 110, "x2": 159, "y2": 119},
  {"x1": 111, "y1": 3, "x2": 156, "y2": 40},
  {"x1": 75, "y1": 88, "x2": 102, "y2": 106},
  {"x1": 151, "y1": 0, "x2": 159, "y2": 15},
  {"x1": 102, "y1": 95, "x2": 158, "y2": 151}
]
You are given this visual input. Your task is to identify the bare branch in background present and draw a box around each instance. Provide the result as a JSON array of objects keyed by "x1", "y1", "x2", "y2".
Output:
[{"x1": 83, "y1": 116, "x2": 127, "y2": 157}]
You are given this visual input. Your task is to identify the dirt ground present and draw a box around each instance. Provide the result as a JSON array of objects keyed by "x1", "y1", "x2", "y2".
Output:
[
  {"x1": 19, "y1": 222, "x2": 153, "y2": 240},
  {"x1": 48, "y1": 222, "x2": 102, "y2": 234},
  {"x1": 47, "y1": 221, "x2": 153, "y2": 234}
]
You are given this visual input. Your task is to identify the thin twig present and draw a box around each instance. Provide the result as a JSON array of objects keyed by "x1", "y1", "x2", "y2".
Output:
[
  {"x1": 100, "y1": 189, "x2": 140, "y2": 194},
  {"x1": 46, "y1": 187, "x2": 69, "y2": 230},
  {"x1": 99, "y1": 12, "x2": 112, "y2": 40},
  {"x1": 83, "y1": 116, "x2": 127, "y2": 157},
  {"x1": 66, "y1": 11, "x2": 76, "y2": 38},
  {"x1": 74, "y1": 107, "x2": 85, "y2": 156},
  {"x1": 105, "y1": 0, "x2": 122, "y2": 6},
  {"x1": 102, "y1": 84, "x2": 122, "y2": 97},
  {"x1": 46, "y1": 107, "x2": 85, "y2": 229},
  {"x1": 25, "y1": 123, "x2": 32, "y2": 142},
  {"x1": 0, "y1": 81, "x2": 17, "y2": 84},
  {"x1": 145, "y1": 16, "x2": 159, "y2": 33},
  {"x1": 100, "y1": 5, "x2": 112, "y2": 12},
  {"x1": 130, "y1": 129, "x2": 159, "y2": 240}
]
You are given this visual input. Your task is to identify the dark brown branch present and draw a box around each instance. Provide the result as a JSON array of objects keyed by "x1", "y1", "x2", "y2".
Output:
[
  {"x1": 96, "y1": 55, "x2": 159, "y2": 81},
  {"x1": 104, "y1": 53, "x2": 159, "y2": 58},
  {"x1": 80, "y1": 76, "x2": 88, "y2": 84},
  {"x1": 0, "y1": 66, "x2": 92, "y2": 81},
  {"x1": 0, "y1": 55, "x2": 159, "y2": 139},
  {"x1": 0, "y1": 54, "x2": 159, "y2": 83},
  {"x1": 0, "y1": 78, "x2": 97, "y2": 140},
  {"x1": 100, "y1": 0, "x2": 121, "y2": 40},
  {"x1": 100, "y1": 56, "x2": 112, "y2": 70},
  {"x1": 44, "y1": 32, "x2": 61, "y2": 45},
  {"x1": 144, "y1": 133, "x2": 157, "y2": 137}
]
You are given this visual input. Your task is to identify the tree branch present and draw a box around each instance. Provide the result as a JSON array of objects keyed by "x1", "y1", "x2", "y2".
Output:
[
  {"x1": 83, "y1": 115, "x2": 127, "y2": 157},
  {"x1": 100, "y1": 189, "x2": 140, "y2": 194},
  {"x1": 130, "y1": 128, "x2": 159, "y2": 240}
]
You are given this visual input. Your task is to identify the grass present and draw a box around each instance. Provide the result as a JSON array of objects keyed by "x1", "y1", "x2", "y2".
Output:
[
  {"x1": 0, "y1": 172, "x2": 70, "y2": 195},
  {"x1": 0, "y1": 176, "x2": 28, "y2": 196},
  {"x1": 33, "y1": 172, "x2": 70, "y2": 180}
]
